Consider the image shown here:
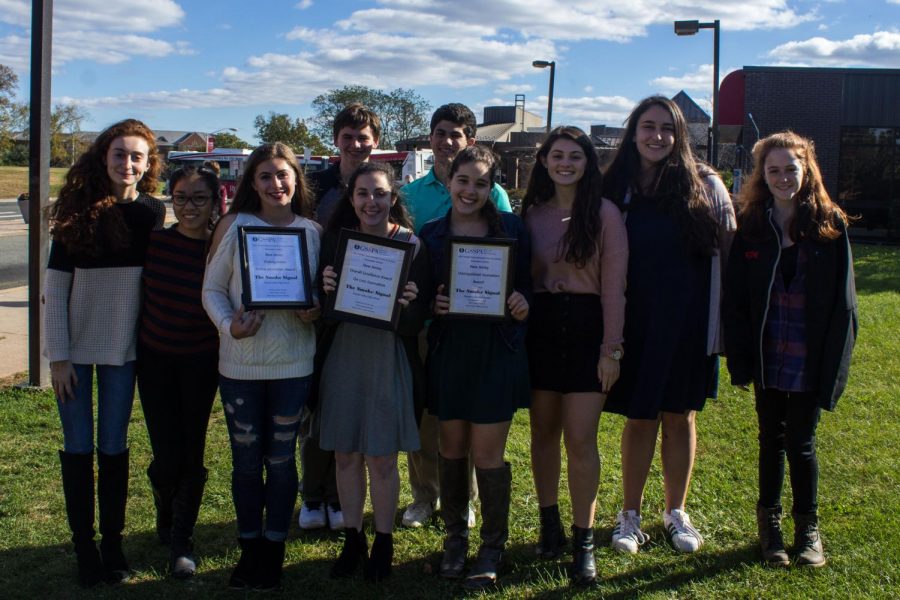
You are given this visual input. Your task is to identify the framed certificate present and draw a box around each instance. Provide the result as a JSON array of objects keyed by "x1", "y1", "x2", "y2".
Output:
[
  {"x1": 237, "y1": 226, "x2": 313, "y2": 309},
  {"x1": 326, "y1": 229, "x2": 415, "y2": 331},
  {"x1": 444, "y1": 236, "x2": 516, "y2": 321}
]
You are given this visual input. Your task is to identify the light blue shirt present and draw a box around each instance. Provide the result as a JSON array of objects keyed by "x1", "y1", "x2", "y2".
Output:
[{"x1": 401, "y1": 167, "x2": 512, "y2": 234}]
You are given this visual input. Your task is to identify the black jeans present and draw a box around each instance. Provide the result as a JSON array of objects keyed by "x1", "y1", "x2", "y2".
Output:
[
  {"x1": 755, "y1": 387, "x2": 821, "y2": 514},
  {"x1": 137, "y1": 346, "x2": 219, "y2": 488}
]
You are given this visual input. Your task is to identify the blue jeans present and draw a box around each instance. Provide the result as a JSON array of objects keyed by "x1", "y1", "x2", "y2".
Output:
[
  {"x1": 56, "y1": 362, "x2": 137, "y2": 455},
  {"x1": 220, "y1": 375, "x2": 311, "y2": 541}
]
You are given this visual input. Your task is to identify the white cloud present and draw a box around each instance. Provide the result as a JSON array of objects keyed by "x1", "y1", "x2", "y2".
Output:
[
  {"x1": 296, "y1": 0, "x2": 314, "y2": 8},
  {"x1": 768, "y1": 30, "x2": 900, "y2": 67},
  {"x1": 584, "y1": 85, "x2": 593, "y2": 92},
  {"x1": 494, "y1": 83, "x2": 534, "y2": 96},
  {"x1": 0, "y1": 0, "x2": 186, "y2": 73},
  {"x1": 650, "y1": 64, "x2": 739, "y2": 95},
  {"x1": 536, "y1": 94, "x2": 636, "y2": 127}
]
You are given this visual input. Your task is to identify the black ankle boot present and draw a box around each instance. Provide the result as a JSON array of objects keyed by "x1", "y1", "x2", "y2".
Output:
[
  {"x1": 59, "y1": 451, "x2": 103, "y2": 588},
  {"x1": 98, "y1": 449, "x2": 130, "y2": 583},
  {"x1": 147, "y1": 464, "x2": 175, "y2": 546},
  {"x1": 756, "y1": 503, "x2": 789, "y2": 566},
  {"x1": 228, "y1": 537, "x2": 260, "y2": 589},
  {"x1": 536, "y1": 504, "x2": 567, "y2": 559},
  {"x1": 365, "y1": 531, "x2": 393, "y2": 583},
  {"x1": 462, "y1": 463, "x2": 511, "y2": 591},
  {"x1": 255, "y1": 538, "x2": 286, "y2": 591},
  {"x1": 330, "y1": 527, "x2": 368, "y2": 578},
  {"x1": 438, "y1": 456, "x2": 470, "y2": 579},
  {"x1": 570, "y1": 525, "x2": 597, "y2": 585}
]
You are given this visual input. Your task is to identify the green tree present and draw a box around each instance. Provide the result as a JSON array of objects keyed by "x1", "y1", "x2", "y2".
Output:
[
  {"x1": 253, "y1": 112, "x2": 328, "y2": 155},
  {"x1": 310, "y1": 85, "x2": 431, "y2": 149},
  {"x1": 50, "y1": 103, "x2": 88, "y2": 166},
  {"x1": 0, "y1": 64, "x2": 28, "y2": 163},
  {"x1": 213, "y1": 131, "x2": 252, "y2": 150}
]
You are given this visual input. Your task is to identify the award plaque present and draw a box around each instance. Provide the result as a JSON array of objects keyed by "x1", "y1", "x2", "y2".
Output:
[
  {"x1": 238, "y1": 226, "x2": 313, "y2": 309},
  {"x1": 444, "y1": 236, "x2": 516, "y2": 321},
  {"x1": 327, "y1": 229, "x2": 415, "y2": 331}
]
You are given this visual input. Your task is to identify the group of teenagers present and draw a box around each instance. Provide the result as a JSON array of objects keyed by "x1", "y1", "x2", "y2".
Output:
[{"x1": 43, "y1": 96, "x2": 857, "y2": 592}]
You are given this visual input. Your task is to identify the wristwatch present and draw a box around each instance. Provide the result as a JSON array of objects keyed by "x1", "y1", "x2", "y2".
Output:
[
  {"x1": 609, "y1": 348, "x2": 623, "y2": 361},
  {"x1": 602, "y1": 344, "x2": 623, "y2": 361}
]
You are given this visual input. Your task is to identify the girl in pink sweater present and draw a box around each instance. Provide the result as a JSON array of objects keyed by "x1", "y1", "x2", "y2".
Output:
[{"x1": 521, "y1": 126, "x2": 628, "y2": 585}]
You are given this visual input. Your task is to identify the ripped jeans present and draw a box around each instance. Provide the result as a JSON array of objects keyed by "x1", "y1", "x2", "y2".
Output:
[{"x1": 220, "y1": 375, "x2": 311, "y2": 541}]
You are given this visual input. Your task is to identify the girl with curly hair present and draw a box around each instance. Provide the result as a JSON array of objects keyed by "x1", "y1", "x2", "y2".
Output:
[{"x1": 45, "y1": 118, "x2": 165, "y2": 587}]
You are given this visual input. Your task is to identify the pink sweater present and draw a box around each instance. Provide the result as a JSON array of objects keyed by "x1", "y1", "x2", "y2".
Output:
[{"x1": 525, "y1": 198, "x2": 628, "y2": 346}]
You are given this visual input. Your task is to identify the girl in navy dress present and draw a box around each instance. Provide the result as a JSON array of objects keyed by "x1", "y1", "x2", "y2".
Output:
[{"x1": 419, "y1": 145, "x2": 531, "y2": 589}]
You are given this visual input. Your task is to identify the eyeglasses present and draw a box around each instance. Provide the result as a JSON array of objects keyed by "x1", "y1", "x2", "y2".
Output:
[{"x1": 172, "y1": 194, "x2": 212, "y2": 207}]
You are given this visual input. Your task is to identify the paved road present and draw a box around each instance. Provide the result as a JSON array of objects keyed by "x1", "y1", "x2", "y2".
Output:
[{"x1": 0, "y1": 201, "x2": 27, "y2": 290}]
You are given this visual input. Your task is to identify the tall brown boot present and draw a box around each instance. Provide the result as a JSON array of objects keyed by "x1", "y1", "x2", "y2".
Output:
[
  {"x1": 438, "y1": 455, "x2": 470, "y2": 578},
  {"x1": 463, "y1": 462, "x2": 511, "y2": 590}
]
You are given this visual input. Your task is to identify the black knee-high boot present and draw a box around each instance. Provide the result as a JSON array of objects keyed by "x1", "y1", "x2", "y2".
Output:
[
  {"x1": 98, "y1": 449, "x2": 130, "y2": 583},
  {"x1": 438, "y1": 455, "x2": 470, "y2": 579},
  {"x1": 170, "y1": 467, "x2": 208, "y2": 578},
  {"x1": 463, "y1": 462, "x2": 511, "y2": 590},
  {"x1": 147, "y1": 463, "x2": 176, "y2": 546},
  {"x1": 59, "y1": 451, "x2": 103, "y2": 588}
]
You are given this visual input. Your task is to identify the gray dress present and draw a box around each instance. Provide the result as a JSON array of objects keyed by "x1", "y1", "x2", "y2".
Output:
[{"x1": 318, "y1": 322, "x2": 421, "y2": 455}]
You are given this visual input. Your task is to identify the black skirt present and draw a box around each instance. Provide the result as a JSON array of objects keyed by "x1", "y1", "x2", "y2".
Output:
[{"x1": 527, "y1": 292, "x2": 605, "y2": 394}]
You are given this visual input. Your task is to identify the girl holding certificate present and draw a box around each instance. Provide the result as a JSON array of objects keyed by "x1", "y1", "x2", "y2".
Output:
[
  {"x1": 419, "y1": 145, "x2": 532, "y2": 590},
  {"x1": 317, "y1": 161, "x2": 430, "y2": 582},
  {"x1": 602, "y1": 96, "x2": 735, "y2": 556},
  {"x1": 137, "y1": 165, "x2": 221, "y2": 578},
  {"x1": 45, "y1": 119, "x2": 165, "y2": 588},
  {"x1": 203, "y1": 142, "x2": 321, "y2": 591},
  {"x1": 724, "y1": 131, "x2": 856, "y2": 567},
  {"x1": 521, "y1": 126, "x2": 628, "y2": 585}
]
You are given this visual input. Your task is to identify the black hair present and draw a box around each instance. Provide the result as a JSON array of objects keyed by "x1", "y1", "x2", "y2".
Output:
[
  {"x1": 448, "y1": 145, "x2": 505, "y2": 236},
  {"x1": 430, "y1": 103, "x2": 477, "y2": 139},
  {"x1": 326, "y1": 162, "x2": 413, "y2": 234},
  {"x1": 168, "y1": 164, "x2": 221, "y2": 230},
  {"x1": 521, "y1": 126, "x2": 604, "y2": 267}
]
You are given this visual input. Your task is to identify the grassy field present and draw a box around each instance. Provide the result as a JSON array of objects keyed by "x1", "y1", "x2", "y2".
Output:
[
  {"x1": 0, "y1": 245, "x2": 897, "y2": 599},
  {"x1": 0, "y1": 166, "x2": 68, "y2": 198}
]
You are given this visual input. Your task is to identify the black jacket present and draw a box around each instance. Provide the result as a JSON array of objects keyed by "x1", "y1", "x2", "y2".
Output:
[{"x1": 723, "y1": 209, "x2": 858, "y2": 410}]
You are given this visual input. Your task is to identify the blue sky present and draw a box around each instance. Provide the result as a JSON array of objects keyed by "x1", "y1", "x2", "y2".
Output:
[{"x1": 1, "y1": 0, "x2": 898, "y2": 146}]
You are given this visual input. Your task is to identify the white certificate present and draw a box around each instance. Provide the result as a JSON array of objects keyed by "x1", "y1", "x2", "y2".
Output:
[
  {"x1": 334, "y1": 238, "x2": 407, "y2": 322},
  {"x1": 243, "y1": 230, "x2": 308, "y2": 305},
  {"x1": 448, "y1": 241, "x2": 511, "y2": 318}
]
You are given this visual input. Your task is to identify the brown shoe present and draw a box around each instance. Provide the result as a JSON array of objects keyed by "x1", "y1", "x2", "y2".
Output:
[
  {"x1": 756, "y1": 504, "x2": 789, "y2": 566},
  {"x1": 793, "y1": 512, "x2": 826, "y2": 567}
]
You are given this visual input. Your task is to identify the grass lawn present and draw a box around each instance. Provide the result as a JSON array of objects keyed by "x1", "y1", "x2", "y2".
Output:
[
  {"x1": 0, "y1": 166, "x2": 68, "y2": 198},
  {"x1": 0, "y1": 245, "x2": 897, "y2": 598}
]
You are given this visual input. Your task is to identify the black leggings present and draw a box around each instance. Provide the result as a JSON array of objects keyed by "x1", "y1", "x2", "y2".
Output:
[
  {"x1": 137, "y1": 345, "x2": 219, "y2": 486},
  {"x1": 755, "y1": 387, "x2": 821, "y2": 514}
]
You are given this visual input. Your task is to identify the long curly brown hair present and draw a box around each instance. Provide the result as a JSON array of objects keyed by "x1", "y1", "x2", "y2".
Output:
[
  {"x1": 602, "y1": 96, "x2": 719, "y2": 256},
  {"x1": 49, "y1": 118, "x2": 161, "y2": 257},
  {"x1": 738, "y1": 130, "x2": 849, "y2": 242}
]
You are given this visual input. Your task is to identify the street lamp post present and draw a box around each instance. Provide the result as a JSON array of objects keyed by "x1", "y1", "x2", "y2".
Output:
[
  {"x1": 532, "y1": 60, "x2": 555, "y2": 133},
  {"x1": 674, "y1": 19, "x2": 720, "y2": 166}
]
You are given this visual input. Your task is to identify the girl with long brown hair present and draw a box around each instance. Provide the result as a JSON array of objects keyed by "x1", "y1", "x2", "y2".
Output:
[
  {"x1": 44, "y1": 118, "x2": 165, "y2": 587},
  {"x1": 724, "y1": 131, "x2": 857, "y2": 567}
]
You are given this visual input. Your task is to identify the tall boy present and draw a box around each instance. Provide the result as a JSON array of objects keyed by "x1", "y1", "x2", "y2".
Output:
[{"x1": 299, "y1": 103, "x2": 381, "y2": 531}]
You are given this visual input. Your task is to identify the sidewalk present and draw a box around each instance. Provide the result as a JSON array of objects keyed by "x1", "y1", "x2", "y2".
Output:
[{"x1": 0, "y1": 285, "x2": 28, "y2": 379}]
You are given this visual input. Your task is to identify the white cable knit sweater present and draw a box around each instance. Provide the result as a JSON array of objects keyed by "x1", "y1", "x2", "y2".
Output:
[{"x1": 202, "y1": 212, "x2": 320, "y2": 380}]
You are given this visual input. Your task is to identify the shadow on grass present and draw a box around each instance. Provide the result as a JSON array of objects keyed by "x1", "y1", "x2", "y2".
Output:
[{"x1": 851, "y1": 245, "x2": 900, "y2": 294}]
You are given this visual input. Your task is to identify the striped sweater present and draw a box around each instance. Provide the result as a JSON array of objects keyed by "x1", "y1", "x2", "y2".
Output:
[
  {"x1": 43, "y1": 194, "x2": 165, "y2": 365},
  {"x1": 139, "y1": 226, "x2": 219, "y2": 355}
]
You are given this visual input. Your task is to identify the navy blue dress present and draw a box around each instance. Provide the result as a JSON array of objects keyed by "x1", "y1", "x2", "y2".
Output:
[{"x1": 605, "y1": 194, "x2": 716, "y2": 419}]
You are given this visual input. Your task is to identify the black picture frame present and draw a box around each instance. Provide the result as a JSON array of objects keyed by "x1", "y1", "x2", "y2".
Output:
[
  {"x1": 238, "y1": 225, "x2": 313, "y2": 309},
  {"x1": 443, "y1": 236, "x2": 516, "y2": 322},
  {"x1": 326, "y1": 228, "x2": 415, "y2": 331}
]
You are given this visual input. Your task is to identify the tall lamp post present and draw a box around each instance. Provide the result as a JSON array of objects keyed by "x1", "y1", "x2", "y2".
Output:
[
  {"x1": 674, "y1": 19, "x2": 720, "y2": 166},
  {"x1": 532, "y1": 60, "x2": 555, "y2": 133}
]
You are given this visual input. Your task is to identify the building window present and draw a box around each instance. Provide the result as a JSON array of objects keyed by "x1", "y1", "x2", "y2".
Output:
[{"x1": 839, "y1": 127, "x2": 899, "y2": 237}]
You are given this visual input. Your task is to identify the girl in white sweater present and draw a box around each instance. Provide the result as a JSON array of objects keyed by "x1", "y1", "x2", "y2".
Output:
[{"x1": 203, "y1": 142, "x2": 321, "y2": 591}]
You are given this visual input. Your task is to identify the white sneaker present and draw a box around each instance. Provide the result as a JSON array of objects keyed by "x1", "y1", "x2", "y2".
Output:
[
  {"x1": 401, "y1": 501, "x2": 434, "y2": 528},
  {"x1": 298, "y1": 501, "x2": 326, "y2": 529},
  {"x1": 467, "y1": 503, "x2": 476, "y2": 529},
  {"x1": 611, "y1": 509, "x2": 650, "y2": 553},
  {"x1": 664, "y1": 508, "x2": 704, "y2": 553},
  {"x1": 327, "y1": 502, "x2": 344, "y2": 530}
]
